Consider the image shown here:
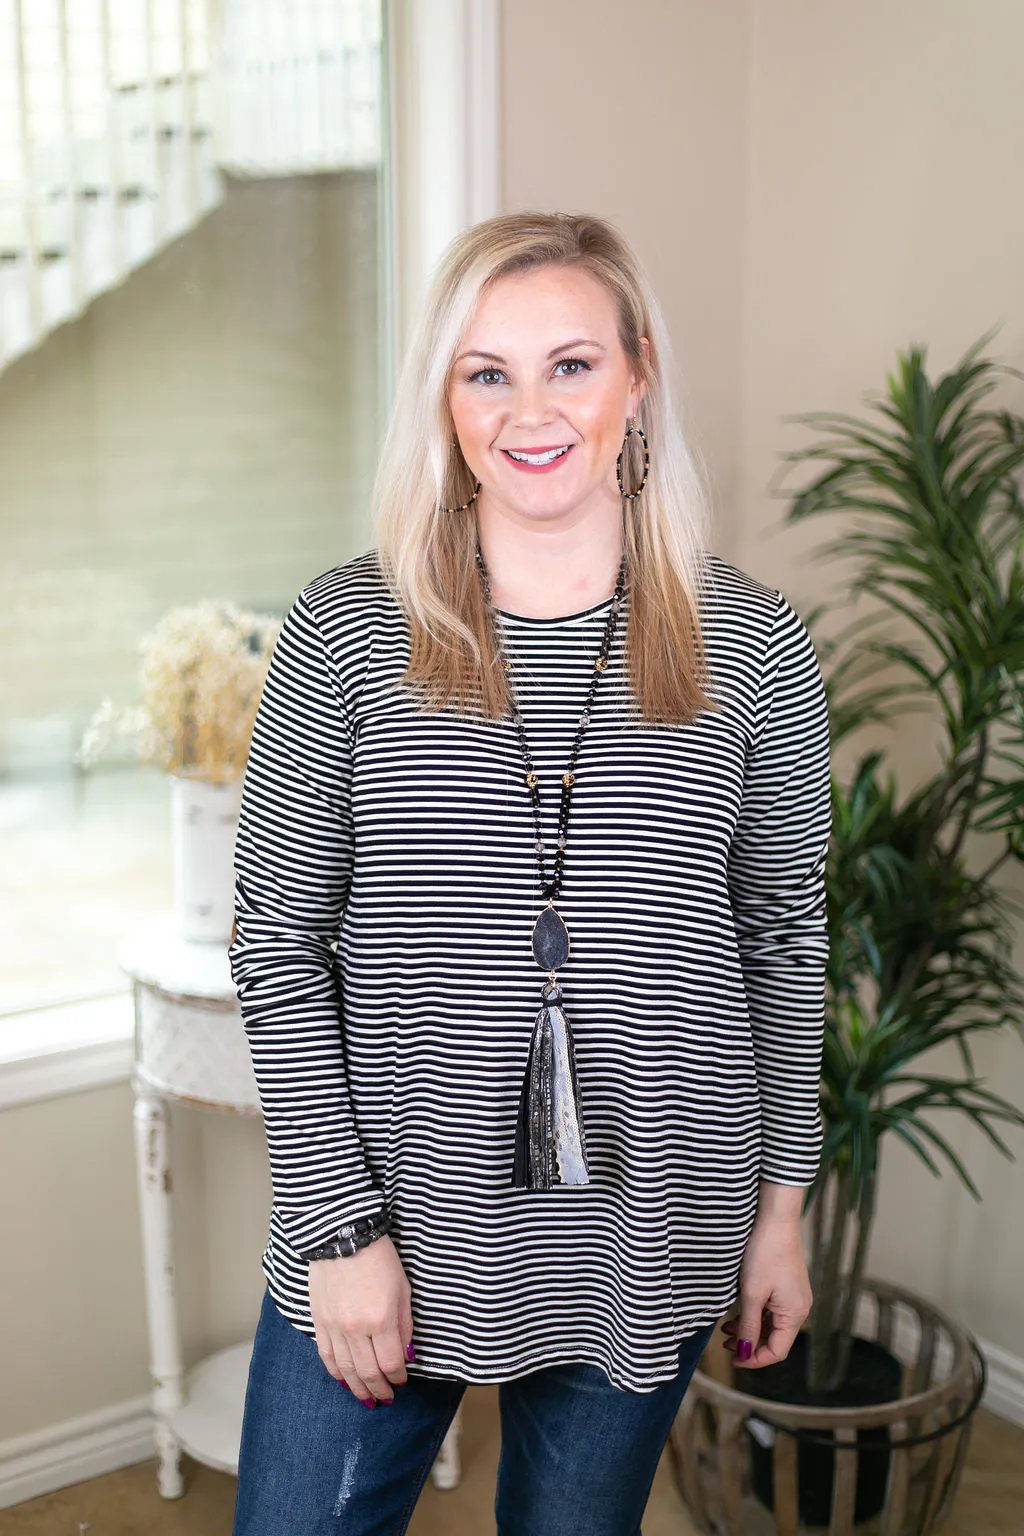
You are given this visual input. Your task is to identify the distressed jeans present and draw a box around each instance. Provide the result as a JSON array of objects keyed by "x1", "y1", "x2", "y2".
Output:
[{"x1": 232, "y1": 1283, "x2": 718, "y2": 1536}]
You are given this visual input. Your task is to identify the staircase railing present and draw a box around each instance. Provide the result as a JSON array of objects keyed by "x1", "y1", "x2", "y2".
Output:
[{"x1": 0, "y1": 0, "x2": 381, "y2": 375}]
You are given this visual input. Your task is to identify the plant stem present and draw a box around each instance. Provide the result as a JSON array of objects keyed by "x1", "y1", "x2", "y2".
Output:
[
  {"x1": 977, "y1": 844, "x2": 1016, "y2": 885},
  {"x1": 946, "y1": 728, "x2": 990, "y2": 868},
  {"x1": 891, "y1": 728, "x2": 991, "y2": 1011},
  {"x1": 809, "y1": 1178, "x2": 826, "y2": 1300},
  {"x1": 828, "y1": 1170, "x2": 876, "y2": 1391},
  {"x1": 809, "y1": 1170, "x2": 851, "y2": 1391}
]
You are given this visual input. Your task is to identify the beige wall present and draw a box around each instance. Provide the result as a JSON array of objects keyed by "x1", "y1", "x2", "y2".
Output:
[
  {"x1": 503, "y1": 0, "x2": 1024, "y2": 1360},
  {"x1": 739, "y1": 0, "x2": 1024, "y2": 586},
  {"x1": 501, "y1": 0, "x2": 750, "y2": 554},
  {"x1": 736, "y1": 0, "x2": 1024, "y2": 1352},
  {"x1": 3, "y1": 0, "x2": 1023, "y2": 1454},
  {"x1": 0, "y1": 1085, "x2": 272, "y2": 1442}
]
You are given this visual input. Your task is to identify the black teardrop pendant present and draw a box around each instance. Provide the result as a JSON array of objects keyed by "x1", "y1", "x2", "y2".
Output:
[{"x1": 532, "y1": 904, "x2": 570, "y2": 970}]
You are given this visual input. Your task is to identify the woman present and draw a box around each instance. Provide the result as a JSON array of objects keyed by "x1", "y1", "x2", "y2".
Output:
[{"x1": 228, "y1": 211, "x2": 831, "y2": 1535}]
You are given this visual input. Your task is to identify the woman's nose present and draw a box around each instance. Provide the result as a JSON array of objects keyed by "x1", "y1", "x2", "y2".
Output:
[{"x1": 510, "y1": 378, "x2": 554, "y2": 427}]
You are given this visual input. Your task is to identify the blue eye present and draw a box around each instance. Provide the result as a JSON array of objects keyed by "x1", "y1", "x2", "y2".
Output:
[
  {"x1": 553, "y1": 357, "x2": 591, "y2": 377},
  {"x1": 469, "y1": 367, "x2": 506, "y2": 386}
]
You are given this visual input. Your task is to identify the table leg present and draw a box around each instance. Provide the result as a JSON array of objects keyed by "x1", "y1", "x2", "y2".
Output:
[
  {"x1": 431, "y1": 1403, "x2": 463, "y2": 1489},
  {"x1": 133, "y1": 1093, "x2": 186, "y2": 1498}
]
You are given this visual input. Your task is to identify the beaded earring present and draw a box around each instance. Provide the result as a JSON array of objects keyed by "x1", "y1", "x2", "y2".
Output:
[
  {"x1": 617, "y1": 418, "x2": 650, "y2": 500},
  {"x1": 440, "y1": 435, "x2": 481, "y2": 513},
  {"x1": 441, "y1": 480, "x2": 481, "y2": 513}
]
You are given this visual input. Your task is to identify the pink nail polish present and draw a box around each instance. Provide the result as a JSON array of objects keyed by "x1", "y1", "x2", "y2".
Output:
[
  {"x1": 406, "y1": 1342, "x2": 417, "y2": 1363},
  {"x1": 737, "y1": 1339, "x2": 753, "y2": 1361},
  {"x1": 360, "y1": 1397, "x2": 376, "y2": 1408}
]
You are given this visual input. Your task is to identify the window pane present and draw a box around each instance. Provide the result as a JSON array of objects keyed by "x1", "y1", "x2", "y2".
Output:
[{"x1": 0, "y1": 0, "x2": 385, "y2": 1015}]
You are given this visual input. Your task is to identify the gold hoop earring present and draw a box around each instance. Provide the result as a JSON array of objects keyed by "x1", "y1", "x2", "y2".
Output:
[
  {"x1": 441, "y1": 480, "x2": 481, "y2": 514},
  {"x1": 617, "y1": 418, "x2": 649, "y2": 500}
]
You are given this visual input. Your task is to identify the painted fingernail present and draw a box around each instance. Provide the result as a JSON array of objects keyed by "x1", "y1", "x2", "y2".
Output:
[
  {"x1": 380, "y1": 1397, "x2": 394, "y2": 1406},
  {"x1": 737, "y1": 1339, "x2": 753, "y2": 1361},
  {"x1": 406, "y1": 1342, "x2": 417, "y2": 1362},
  {"x1": 360, "y1": 1397, "x2": 377, "y2": 1408},
  {"x1": 339, "y1": 1377, "x2": 350, "y2": 1389}
]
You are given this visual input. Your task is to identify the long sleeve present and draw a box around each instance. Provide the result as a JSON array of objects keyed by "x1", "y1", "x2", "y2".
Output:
[
  {"x1": 726, "y1": 591, "x2": 831, "y2": 1186},
  {"x1": 227, "y1": 587, "x2": 386, "y2": 1252}
]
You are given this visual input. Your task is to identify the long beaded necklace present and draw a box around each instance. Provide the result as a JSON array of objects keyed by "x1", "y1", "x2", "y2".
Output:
[{"x1": 474, "y1": 540, "x2": 629, "y2": 1190}]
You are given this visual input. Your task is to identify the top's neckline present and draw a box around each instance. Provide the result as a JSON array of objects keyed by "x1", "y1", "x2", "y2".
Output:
[{"x1": 493, "y1": 593, "x2": 617, "y2": 626}]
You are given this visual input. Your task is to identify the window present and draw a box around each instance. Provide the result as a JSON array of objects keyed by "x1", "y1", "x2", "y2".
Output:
[{"x1": 0, "y1": 0, "x2": 385, "y2": 1023}]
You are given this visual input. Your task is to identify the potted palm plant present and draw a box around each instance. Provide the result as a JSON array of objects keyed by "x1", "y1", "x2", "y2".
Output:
[{"x1": 672, "y1": 333, "x2": 1024, "y2": 1534}]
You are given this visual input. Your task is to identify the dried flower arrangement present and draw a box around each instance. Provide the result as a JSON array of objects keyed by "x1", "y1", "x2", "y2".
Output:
[{"x1": 77, "y1": 598, "x2": 281, "y2": 785}]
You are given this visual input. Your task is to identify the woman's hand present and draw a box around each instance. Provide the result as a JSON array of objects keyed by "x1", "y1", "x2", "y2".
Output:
[
  {"x1": 309, "y1": 1235, "x2": 415, "y2": 1405},
  {"x1": 721, "y1": 1211, "x2": 813, "y2": 1369}
]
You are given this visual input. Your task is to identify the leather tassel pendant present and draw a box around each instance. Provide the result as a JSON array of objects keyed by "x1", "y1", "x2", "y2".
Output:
[{"x1": 511, "y1": 908, "x2": 590, "y2": 1189}]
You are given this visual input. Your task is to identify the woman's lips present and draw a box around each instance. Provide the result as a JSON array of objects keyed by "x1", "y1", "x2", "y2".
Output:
[{"x1": 500, "y1": 444, "x2": 575, "y2": 474}]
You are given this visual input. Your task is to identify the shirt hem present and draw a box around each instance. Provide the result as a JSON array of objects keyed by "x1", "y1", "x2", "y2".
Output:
[{"x1": 261, "y1": 1258, "x2": 726, "y2": 1395}]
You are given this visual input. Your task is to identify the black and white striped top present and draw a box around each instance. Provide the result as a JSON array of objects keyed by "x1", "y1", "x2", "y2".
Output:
[{"x1": 228, "y1": 546, "x2": 831, "y2": 1393}]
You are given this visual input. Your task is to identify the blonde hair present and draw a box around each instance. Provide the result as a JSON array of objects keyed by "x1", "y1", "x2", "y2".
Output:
[{"x1": 372, "y1": 211, "x2": 719, "y2": 725}]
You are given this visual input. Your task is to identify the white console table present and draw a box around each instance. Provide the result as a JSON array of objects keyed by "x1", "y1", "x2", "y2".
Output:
[{"x1": 119, "y1": 910, "x2": 462, "y2": 1498}]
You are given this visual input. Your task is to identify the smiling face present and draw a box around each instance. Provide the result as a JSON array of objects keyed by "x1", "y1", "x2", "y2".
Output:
[{"x1": 447, "y1": 263, "x2": 647, "y2": 529}]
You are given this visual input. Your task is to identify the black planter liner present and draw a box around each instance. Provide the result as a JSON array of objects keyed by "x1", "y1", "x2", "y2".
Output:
[{"x1": 740, "y1": 1330, "x2": 904, "y2": 1526}]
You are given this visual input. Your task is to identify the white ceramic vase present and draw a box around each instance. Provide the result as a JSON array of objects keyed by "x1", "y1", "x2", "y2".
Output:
[{"x1": 169, "y1": 772, "x2": 244, "y2": 943}]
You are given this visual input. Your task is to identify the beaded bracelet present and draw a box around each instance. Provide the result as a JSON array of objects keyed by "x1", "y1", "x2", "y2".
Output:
[{"x1": 299, "y1": 1207, "x2": 392, "y2": 1261}]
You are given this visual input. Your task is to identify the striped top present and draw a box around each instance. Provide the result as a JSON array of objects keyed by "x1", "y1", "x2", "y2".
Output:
[{"x1": 227, "y1": 546, "x2": 831, "y2": 1393}]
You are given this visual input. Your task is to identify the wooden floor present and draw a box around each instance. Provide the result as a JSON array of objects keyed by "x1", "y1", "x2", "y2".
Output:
[{"x1": 1, "y1": 1390, "x2": 1020, "y2": 1534}]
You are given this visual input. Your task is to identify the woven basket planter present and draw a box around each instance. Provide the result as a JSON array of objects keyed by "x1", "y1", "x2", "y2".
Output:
[{"x1": 669, "y1": 1277, "x2": 985, "y2": 1536}]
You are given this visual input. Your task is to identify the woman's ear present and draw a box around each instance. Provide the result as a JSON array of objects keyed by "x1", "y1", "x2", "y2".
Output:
[{"x1": 629, "y1": 336, "x2": 651, "y2": 416}]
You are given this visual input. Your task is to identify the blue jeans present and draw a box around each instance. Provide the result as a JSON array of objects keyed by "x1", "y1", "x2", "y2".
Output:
[{"x1": 233, "y1": 1285, "x2": 717, "y2": 1535}]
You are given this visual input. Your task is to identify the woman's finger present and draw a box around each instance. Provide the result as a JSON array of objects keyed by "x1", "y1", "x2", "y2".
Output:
[
  {"x1": 334, "y1": 1344, "x2": 374, "y2": 1404},
  {"x1": 349, "y1": 1334, "x2": 395, "y2": 1403},
  {"x1": 331, "y1": 1342, "x2": 368, "y2": 1400},
  {"x1": 398, "y1": 1288, "x2": 415, "y2": 1358},
  {"x1": 372, "y1": 1324, "x2": 408, "y2": 1388},
  {"x1": 750, "y1": 1311, "x2": 798, "y2": 1368},
  {"x1": 313, "y1": 1319, "x2": 343, "y2": 1382},
  {"x1": 734, "y1": 1295, "x2": 769, "y2": 1364}
]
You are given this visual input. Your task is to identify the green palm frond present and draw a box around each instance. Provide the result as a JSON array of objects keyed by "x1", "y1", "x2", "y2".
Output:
[{"x1": 774, "y1": 331, "x2": 1024, "y2": 1391}]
